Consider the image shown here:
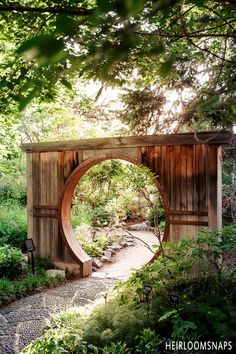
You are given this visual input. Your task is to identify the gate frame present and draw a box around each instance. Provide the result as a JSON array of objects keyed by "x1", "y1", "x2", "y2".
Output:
[{"x1": 21, "y1": 131, "x2": 233, "y2": 277}]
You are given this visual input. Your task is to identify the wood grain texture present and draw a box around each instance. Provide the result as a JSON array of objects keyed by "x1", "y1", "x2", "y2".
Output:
[
  {"x1": 24, "y1": 133, "x2": 227, "y2": 277},
  {"x1": 21, "y1": 131, "x2": 232, "y2": 152}
]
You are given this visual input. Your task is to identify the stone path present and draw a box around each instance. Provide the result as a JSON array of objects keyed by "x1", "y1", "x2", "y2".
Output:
[
  {"x1": 0, "y1": 277, "x2": 117, "y2": 354},
  {"x1": 94, "y1": 230, "x2": 158, "y2": 279},
  {"x1": 0, "y1": 229, "x2": 158, "y2": 354}
]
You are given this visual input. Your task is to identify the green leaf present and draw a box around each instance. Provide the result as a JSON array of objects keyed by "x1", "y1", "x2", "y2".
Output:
[
  {"x1": 55, "y1": 15, "x2": 77, "y2": 35},
  {"x1": 18, "y1": 88, "x2": 38, "y2": 111},
  {"x1": 95, "y1": 85, "x2": 104, "y2": 100},
  {"x1": 60, "y1": 78, "x2": 73, "y2": 90},
  {"x1": 158, "y1": 60, "x2": 173, "y2": 78},
  {"x1": 148, "y1": 43, "x2": 165, "y2": 56},
  {"x1": 97, "y1": 0, "x2": 113, "y2": 13},
  {"x1": 17, "y1": 35, "x2": 64, "y2": 61},
  {"x1": 159, "y1": 309, "x2": 179, "y2": 322},
  {"x1": 231, "y1": 102, "x2": 236, "y2": 113}
]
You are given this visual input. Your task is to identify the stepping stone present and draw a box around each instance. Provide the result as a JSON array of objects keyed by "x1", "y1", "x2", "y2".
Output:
[
  {"x1": 101, "y1": 256, "x2": 112, "y2": 262},
  {"x1": 92, "y1": 258, "x2": 103, "y2": 269},
  {"x1": 46, "y1": 269, "x2": 66, "y2": 279},
  {"x1": 110, "y1": 244, "x2": 122, "y2": 251},
  {"x1": 104, "y1": 250, "x2": 112, "y2": 259},
  {"x1": 106, "y1": 248, "x2": 116, "y2": 255}
]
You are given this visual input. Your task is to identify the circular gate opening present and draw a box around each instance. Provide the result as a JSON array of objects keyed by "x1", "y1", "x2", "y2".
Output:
[{"x1": 59, "y1": 154, "x2": 169, "y2": 277}]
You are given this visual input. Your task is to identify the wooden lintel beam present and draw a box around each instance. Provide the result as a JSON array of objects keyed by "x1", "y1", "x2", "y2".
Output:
[{"x1": 21, "y1": 131, "x2": 233, "y2": 153}]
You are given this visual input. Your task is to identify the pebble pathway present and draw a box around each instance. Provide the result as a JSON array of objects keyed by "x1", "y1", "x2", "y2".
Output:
[{"x1": 0, "y1": 276, "x2": 117, "y2": 354}]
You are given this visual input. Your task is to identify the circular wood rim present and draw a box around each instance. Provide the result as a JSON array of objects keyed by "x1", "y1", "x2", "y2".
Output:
[{"x1": 59, "y1": 153, "x2": 170, "y2": 276}]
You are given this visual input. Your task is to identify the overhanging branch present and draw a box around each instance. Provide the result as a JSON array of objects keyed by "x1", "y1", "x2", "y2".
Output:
[
  {"x1": 133, "y1": 30, "x2": 236, "y2": 39},
  {"x1": 0, "y1": 6, "x2": 94, "y2": 16}
]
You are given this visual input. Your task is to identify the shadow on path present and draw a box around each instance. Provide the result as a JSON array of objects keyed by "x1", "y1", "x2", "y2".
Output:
[{"x1": 0, "y1": 277, "x2": 117, "y2": 354}]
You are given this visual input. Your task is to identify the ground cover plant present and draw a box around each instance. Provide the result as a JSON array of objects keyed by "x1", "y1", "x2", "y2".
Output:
[
  {"x1": 0, "y1": 247, "x2": 65, "y2": 307},
  {"x1": 22, "y1": 226, "x2": 236, "y2": 353},
  {"x1": 0, "y1": 269, "x2": 65, "y2": 307}
]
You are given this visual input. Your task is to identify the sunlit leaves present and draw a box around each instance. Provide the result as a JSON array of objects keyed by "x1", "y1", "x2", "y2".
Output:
[
  {"x1": 97, "y1": 0, "x2": 146, "y2": 17},
  {"x1": 17, "y1": 34, "x2": 65, "y2": 65},
  {"x1": 0, "y1": 0, "x2": 235, "y2": 130}
]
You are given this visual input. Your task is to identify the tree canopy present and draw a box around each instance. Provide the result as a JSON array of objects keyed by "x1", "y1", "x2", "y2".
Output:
[{"x1": 0, "y1": 0, "x2": 235, "y2": 128}]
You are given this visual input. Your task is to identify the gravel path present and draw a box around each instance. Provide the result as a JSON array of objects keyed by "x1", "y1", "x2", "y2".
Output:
[
  {"x1": 0, "y1": 229, "x2": 157, "y2": 353},
  {"x1": 0, "y1": 277, "x2": 117, "y2": 354}
]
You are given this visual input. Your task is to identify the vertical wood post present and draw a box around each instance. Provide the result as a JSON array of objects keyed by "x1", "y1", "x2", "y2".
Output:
[
  {"x1": 207, "y1": 146, "x2": 222, "y2": 230},
  {"x1": 26, "y1": 153, "x2": 33, "y2": 241}
]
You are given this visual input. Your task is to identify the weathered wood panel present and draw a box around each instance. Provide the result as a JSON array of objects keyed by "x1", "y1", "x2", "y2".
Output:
[
  {"x1": 143, "y1": 144, "x2": 210, "y2": 241},
  {"x1": 21, "y1": 131, "x2": 232, "y2": 152},
  {"x1": 207, "y1": 146, "x2": 222, "y2": 229},
  {"x1": 23, "y1": 132, "x2": 230, "y2": 277}
]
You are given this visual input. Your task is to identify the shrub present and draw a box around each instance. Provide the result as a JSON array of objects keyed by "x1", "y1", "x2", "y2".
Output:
[
  {"x1": 148, "y1": 207, "x2": 165, "y2": 227},
  {"x1": 0, "y1": 244, "x2": 23, "y2": 280},
  {"x1": 76, "y1": 233, "x2": 107, "y2": 257},
  {"x1": 21, "y1": 227, "x2": 236, "y2": 353},
  {"x1": 35, "y1": 258, "x2": 55, "y2": 270},
  {"x1": 0, "y1": 205, "x2": 27, "y2": 251},
  {"x1": 0, "y1": 172, "x2": 27, "y2": 206},
  {"x1": 71, "y1": 203, "x2": 93, "y2": 228}
]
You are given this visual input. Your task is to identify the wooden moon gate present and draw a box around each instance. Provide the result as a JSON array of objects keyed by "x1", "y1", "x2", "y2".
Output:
[{"x1": 21, "y1": 131, "x2": 233, "y2": 277}]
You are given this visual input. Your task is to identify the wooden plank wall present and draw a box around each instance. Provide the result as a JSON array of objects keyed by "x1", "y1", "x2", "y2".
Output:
[
  {"x1": 142, "y1": 144, "x2": 209, "y2": 242},
  {"x1": 27, "y1": 143, "x2": 221, "y2": 268},
  {"x1": 28, "y1": 151, "x2": 78, "y2": 264}
]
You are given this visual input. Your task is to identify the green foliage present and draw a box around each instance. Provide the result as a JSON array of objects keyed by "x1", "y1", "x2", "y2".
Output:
[
  {"x1": 0, "y1": 176, "x2": 26, "y2": 205},
  {"x1": 77, "y1": 233, "x2": 105, "y2": 258},
  {"x1": 222, "y1": 152, "x2": 236, "y2": 224},
  {"x1": 119, "y1": 88, "x2": 166, "y2": 134},
  {"x1": 35, "y1": 258, "x2": 56, "y2": 270},
  {"x1": 135, "y1": 328, "x2": 162, "y2": 353},
  {"x1": 72, "y1": 203, "x2": 93, "y2": 228},
  {"x1": 72, "y1": 160, "x2": 161, "y2": 227},
  {"x1": 0, "y1": 0, "x2": 234, "y2": 132},
  {"x1": 102, "y1": 341, "x2": 130, "y2": 354},
  {"x1": 0, "y1": 269, "x2": 65, "y2": 307},
  {"x1": 23, "y1": 226, "x2": 236, "y2": 352},
  {"x1": 0, "y1": 204, "x2": 27, "y2": 251},
  {"x1": 0, "y1": 157, "x2": 26, "y2": 204},
  {"x1": 148, "y1": 207, "x2": 165, "y2": 227},
  {"x1": 191, "y1": 226, "x2": 236, "y2": 277},
  {"x1": 81, "y1": 301, "x2": 146, "y2": 347},
  {"x1": 0, "y1": 244, "x2": 23, "y2": 280}
]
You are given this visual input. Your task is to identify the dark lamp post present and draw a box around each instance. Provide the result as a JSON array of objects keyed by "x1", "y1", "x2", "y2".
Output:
[
  {"x1": 143, "y1": 284, "x2": 153, "y2": 301},
  {"x1": 26, "y1": 238, "x2": 35, "y2": 274},
  {"x1": 170, "y1": 293, "x2": 180, "y2": 306}
]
